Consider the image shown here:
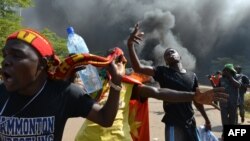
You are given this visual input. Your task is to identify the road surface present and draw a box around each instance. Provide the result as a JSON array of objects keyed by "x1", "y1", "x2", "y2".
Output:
[{"x1": 62, "y1": 98, "x2": 250, "y2": 141}]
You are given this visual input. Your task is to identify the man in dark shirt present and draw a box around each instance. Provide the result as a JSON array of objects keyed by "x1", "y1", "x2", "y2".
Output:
[
  {"x1": 219, "y1": 64, "x2": 241, "y2": 126},
  {"x1": 127, "y1": 24, "x2": 211, "y2": 141},
  {"x1": 235, "y1": 65, "x2": 249, "y2": 123},
  {"x1": 219, "y1": 64, "x2": 241, "y2": 140},
  {"x1": 0, "y1": 29, "x2": 123, "y2": 141}
]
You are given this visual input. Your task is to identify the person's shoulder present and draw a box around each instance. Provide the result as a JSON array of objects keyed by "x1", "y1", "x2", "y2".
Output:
[
  {"x1": 185, "y1": 70, "x2": 196, "y2": 77},
  {"x1": 187, "y1": 70, "x2": 196, "y2": 75},
  {"x1": 153, "y1": 66, "x2": 172, "y2": 78},
  {"x1": 156, "y1": 65, "x2": 168, "y2": 69},
  {"x1": 46, "y1": 79, "x2": 76, "y2": 92},
  {"x1": 47, "y1": 79, "x2": 86, "y2": 95},
  {"x1": 47, "y1": 79, "x2": 71, "y2": 88},
  {"x1": 242, "y1": 73, "x2": 249, "y2": 78},
  {"x1": 155, "y1": 65, "x2": 170, "y2": 72}
]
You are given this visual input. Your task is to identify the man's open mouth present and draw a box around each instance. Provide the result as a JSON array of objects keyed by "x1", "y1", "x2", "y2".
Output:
[{"x1": 2, "y1": 71, "x2": 13, "y2": 84}]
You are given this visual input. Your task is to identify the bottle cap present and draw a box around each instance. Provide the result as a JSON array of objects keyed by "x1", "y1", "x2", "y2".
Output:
[{"x1": 67, "y1": 26, "x2": 75, "y2": 34}]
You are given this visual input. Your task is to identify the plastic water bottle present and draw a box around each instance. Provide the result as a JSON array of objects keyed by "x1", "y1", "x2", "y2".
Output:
[{"x1": 66, "y1": 26, "x2": 102, "y2": 94}]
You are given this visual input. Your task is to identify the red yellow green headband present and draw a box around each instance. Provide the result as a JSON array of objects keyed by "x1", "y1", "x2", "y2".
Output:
[{"x1": 6, "y1": 29, "x2": 60, "y2": 66}]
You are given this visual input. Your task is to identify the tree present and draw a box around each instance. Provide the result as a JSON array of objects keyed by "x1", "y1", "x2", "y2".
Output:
[
  {"x1": 0, "y1": 0, "x2": 33, "y2": 63},
  {"x1": 0, "y1": 0, "x2": 32, "y2": 16},
  {"x1": 0, "y1": 0, "x2": 68, "y2": 63},
  {"x1": 41, "y1": 28, "x2": 68, "y2": 59},
  {"x1": 0, "y1": 0, "x2": 33, "y2": 44}
]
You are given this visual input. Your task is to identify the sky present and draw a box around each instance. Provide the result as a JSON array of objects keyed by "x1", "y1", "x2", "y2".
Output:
[{"x1": 22, "y1": 0, "x2": 250, "y2": 83}]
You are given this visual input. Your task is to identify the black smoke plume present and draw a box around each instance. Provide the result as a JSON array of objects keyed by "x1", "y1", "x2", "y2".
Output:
[{"x1": 22, "y1": 0, "x2": 250, "y2": 83}]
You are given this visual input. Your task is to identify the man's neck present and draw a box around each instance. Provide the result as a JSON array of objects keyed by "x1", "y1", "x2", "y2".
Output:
[{"x1": 169, "y1": 63, "x2": 186, "y2": 73}]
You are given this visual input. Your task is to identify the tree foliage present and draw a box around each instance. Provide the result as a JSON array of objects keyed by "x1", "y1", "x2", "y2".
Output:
[
  {"x1": 0, "y1": 14, "x2": 22, "y2": 47},
  {"x1": 0, "y1": 0, "x2": 33, "y2": 62},
  {"x1": 0, "y1": 0, "x2": 32, "y2": 17},
  {"x1": 41, "y1": 28, "x2": 68, "y2": 59},
  {"x1": 0, "y1": 0, "x2": 68, "y2": 63}
]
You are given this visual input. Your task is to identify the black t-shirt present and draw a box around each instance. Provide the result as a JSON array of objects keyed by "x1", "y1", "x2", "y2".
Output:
[
  {"x1": 153, "y1": 66, "x2": 198, "y2": 126},
  {"x1": 0, "y1": 79, "x2": 95, "y2": 141}
]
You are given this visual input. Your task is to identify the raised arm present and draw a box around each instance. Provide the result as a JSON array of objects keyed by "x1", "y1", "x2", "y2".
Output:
[
  {"x1": 86, "y1": 60, "x2": 122, "y2": 127},
  {"x1": 127, "y1": 23, "x2": 155, "y2": 76}
]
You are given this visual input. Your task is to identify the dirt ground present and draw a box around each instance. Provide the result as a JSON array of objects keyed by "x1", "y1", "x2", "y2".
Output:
[{"x1": 62, "y1": 98, "x2": 250, "y2": 141}]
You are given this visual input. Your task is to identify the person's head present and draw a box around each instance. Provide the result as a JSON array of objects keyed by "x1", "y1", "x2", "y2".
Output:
[
  {"x1": 216, "y1": 70, "x2": 222, "y2": 75},
  {"x1": 163, "y1": 48, "x2": 181, "y2": 66},
  {"x1": 1, "y1": 29, "x2": 59, "y2": 93},
  {"x1": 222, "y1": 63, "x2": 237, "y2": 76},
  {"x1": 234, "y1": 65, "x2": 242, "y2": 74}
]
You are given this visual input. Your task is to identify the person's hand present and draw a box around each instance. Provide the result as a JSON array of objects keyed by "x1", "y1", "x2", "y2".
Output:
[
  {"x1": 127, "y1": 23, "x2": 144, "y2": 47},
  {"x1": 194, "y1": 87, "x2": 228, "y2": 106},
  {"x1": 106, "y1": 60, "x2": 122, "y2": 85}
]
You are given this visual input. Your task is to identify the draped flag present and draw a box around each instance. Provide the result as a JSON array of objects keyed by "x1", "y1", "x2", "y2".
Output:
[
  {"x1": 129, "y1": 99, "x2": 149, "y2": 141},
  {"x1": 123, "y1": 75, "x2": 150, "y2": 141}
]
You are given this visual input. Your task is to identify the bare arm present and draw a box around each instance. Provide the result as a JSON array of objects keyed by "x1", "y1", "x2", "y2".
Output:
[
  {"x1": 86, "y1": 61, "x2": 122, "y2": 127},
  {"x1": 127, "y1": 23, "x2": 155, "y2": 76},
  {"x1": 136, "y1": 84, "x2": 194, "y2": 102},
  {"x1": 134, "y1": 85, "x2": 228, "y2": 105},
  {"x1": 193, "y1": 101, "x2": 211, "y2": 130}
]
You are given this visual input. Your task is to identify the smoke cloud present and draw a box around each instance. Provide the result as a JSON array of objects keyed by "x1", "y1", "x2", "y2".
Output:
[
  {"x1": 139, "y1": 9, "x2": 196, "y2": 69},
  {"x1": 22, "y1": 0, "x2": 250, "y2": 83}
]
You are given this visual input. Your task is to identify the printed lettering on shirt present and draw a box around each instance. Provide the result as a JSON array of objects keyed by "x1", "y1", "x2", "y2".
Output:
[{"x1": 0, "y1": 116, "x2": 55, "y2": 141}]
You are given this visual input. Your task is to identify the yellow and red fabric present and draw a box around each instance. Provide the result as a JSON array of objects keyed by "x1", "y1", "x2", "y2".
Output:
[
  {"x1": 75, "y1": 76, "x2": 149, "y2": 141},
  {"x1": 54, "y1": 48, "x2": 150, "y2": 141},
  {"x1": 76, "y1": 80, "x2": 134, "y2": 141},
  {"x1": 123, "y1": 75, "x2": 150, "y2": 141},
  {"x1": 51, "y1": 47, "x2": 125, "y2": 79}
]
